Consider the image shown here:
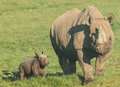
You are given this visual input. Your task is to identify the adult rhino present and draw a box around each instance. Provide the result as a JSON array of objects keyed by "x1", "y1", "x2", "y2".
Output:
[{"x1": 50, "y1": 6, "x2": 114, "y2": 83}]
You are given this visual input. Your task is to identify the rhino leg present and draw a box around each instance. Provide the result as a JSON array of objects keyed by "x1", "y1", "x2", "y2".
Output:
[
  {"x1": 59, "y1": 57, "x2": 76, "y2": 74},
  {"x1": 95, "y1": 57, "x2": 105, "y2": 76},
  {"x1": 19, "y1": 66, "x2": 26, "y2": 80},
  {"x1": 77, "y1": 50, "x2": 94, "y2": 84},
  {"x1": 52, "y1": 45, "x2": 76, "y2": 74},
  {"x1": 95, "y1": 52, "x2": 111, "y2": 75},
  {"x1": 50, "y1": 36, "x2": 76, "y2": 74}
]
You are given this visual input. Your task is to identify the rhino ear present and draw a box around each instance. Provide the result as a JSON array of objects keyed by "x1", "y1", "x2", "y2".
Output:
[
  {"x1": 84, "y1": 15, "x2": 91, "y2": 26},
  {"x1": 34, "y1": 51, "x2": 39, "y2": 59},
  {"x1": 107, "y1": 16, "x2": 113, "y2": 25},
  {"x1": 41, "y1": 51, "x2": 44, "y2": 54},
  {"x1": 95, "y1": 28, "x2": 99, "y2": 39},
  {"x1": 86, "y1": 9, "x2": 91, "y2": 26},
  {"x1": 88, "y1": 16, "x2": 91, "y2": 25}
]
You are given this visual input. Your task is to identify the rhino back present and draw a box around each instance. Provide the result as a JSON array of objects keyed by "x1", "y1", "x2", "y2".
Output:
[{"x1": 50, "y1": 8, "x2": 82, "y2": 50}]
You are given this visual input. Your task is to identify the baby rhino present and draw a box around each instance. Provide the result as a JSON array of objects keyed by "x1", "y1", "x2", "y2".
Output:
[{"x1": 19, "y1": 52, "x2": 49, "y2": 80}]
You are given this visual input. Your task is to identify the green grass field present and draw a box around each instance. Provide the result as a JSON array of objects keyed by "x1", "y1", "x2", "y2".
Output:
[{"x1": 0, "y1": 0, "x2": 120, "y2": 87}]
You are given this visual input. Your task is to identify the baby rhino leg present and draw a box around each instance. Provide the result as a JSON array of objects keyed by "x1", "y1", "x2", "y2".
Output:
[
  {"x1": 39, "y1": 69, "x2": 46, "y2": 76},
  {"x1": 32, "y1": 65, "x2": 46, "y2": 77},
  {"x1": 32, "y1": 61, "x2": 40, "y2": 76},
  {"x1": 19, "y1": 66, "x2": 26, "y2": 80}
]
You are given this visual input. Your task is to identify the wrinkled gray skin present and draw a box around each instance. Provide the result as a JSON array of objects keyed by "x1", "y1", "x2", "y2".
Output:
[
  {"x1": 19, "y1": 52, "x2": 48, "y2": 80},
  {"x1": 50, "y1": 6, "x2": 113, "y2": 84}
]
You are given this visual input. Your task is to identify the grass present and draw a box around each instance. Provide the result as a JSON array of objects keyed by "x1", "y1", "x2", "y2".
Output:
[{"x1": 0, "y1": 0, "x2": 120, "y2": 87}]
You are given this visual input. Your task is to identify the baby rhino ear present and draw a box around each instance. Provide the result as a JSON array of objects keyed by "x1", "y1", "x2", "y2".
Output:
[
  {"x1": 34, "y1": 51, "x2": 39, "y2": 59},
  {"x1": 41, "y1": 51, "x2": 44, "y2": 54}
]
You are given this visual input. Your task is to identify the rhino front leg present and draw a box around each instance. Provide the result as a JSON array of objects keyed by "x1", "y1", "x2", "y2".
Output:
[
  {"x1": 51, "y1": 39, "x2": 76, "y2": 74},
  {"x1": 95, "y1": 52, "x2": 111, "y2": 75},
  {"x1": 77, "y1": 50, "x2": 94, "y2": 84},
  {"x1": 59, "y1": 57, "x2": 76, "y2": 74}
]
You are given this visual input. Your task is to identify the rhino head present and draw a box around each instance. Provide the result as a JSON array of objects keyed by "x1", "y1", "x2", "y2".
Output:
[
  {"x1": 90, "y1": 25, "x2": 112, "y2": 54},
  {"x1": 82, "y1": 6, "x2": 112, "y2": 54},
  {"x1": 34, "y1": 51, "x2": 49, "y2": 68}
]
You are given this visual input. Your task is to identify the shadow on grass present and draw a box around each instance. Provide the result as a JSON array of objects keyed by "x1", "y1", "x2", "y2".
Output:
[
  {"x1": 46, "y1": 72, "x2": 64, "y2": 77},
  {"x1": 47, "y1": 72, "x2": 85, "y2": 85},
  {"x1": 47, "y1": 72, "x2": 86, "y2": 85},
  {"x1": 77, "y1": 74, "x2": 85, "y2": 85},
  {"x1": 2, "y1": 70, "x2": 84, "y2": 85},
  {"x1": 2, "y1": 70, "x2": 64, "y2": 81},
  {"x1": 2, "y1": 70, "x2": 19, "y2": 81}
]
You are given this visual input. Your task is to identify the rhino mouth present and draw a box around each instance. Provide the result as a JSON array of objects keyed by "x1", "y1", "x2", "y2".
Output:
[
  {"x1": 95, "y1": 42, "x2": 111, "y2": 55},
  {"x1": 96, "y1": 45, "x2": 104, "y2": 54}
]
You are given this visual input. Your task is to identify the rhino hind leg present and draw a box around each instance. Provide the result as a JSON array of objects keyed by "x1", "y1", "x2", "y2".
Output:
[
  {"x1": 77, "y1": 50, "x2": 94, "y2": 84},
  {"x1": 95, "y1": 52, "x2": 111, "y2": 76},
  {"x1": 50, "y1": 36, "x2": 76, "y2": 74},
  {"x1": 59, "y1": 57, "x2": 76, "y2": 74},
  {"x1": 56, "y1": 49, "x2": 76, "y2": 74}
]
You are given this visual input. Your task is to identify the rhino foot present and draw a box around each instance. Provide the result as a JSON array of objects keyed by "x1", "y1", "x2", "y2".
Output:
[
  {"x1": 95, "y1": 69, "x2": 104, "y2": 76},
  {"x1": 83, "y1": 77, "x2": 94, "y2": 85}
]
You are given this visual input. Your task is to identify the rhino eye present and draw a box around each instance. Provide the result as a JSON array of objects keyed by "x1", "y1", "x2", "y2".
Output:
[{"x1": 90, "y1": 33, "x2": 97, "y2": 46}]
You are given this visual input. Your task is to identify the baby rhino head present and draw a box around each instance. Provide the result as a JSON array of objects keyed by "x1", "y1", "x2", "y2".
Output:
[{"x1": 34, "y1": 51, "x2": 49, "y2": 68}]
